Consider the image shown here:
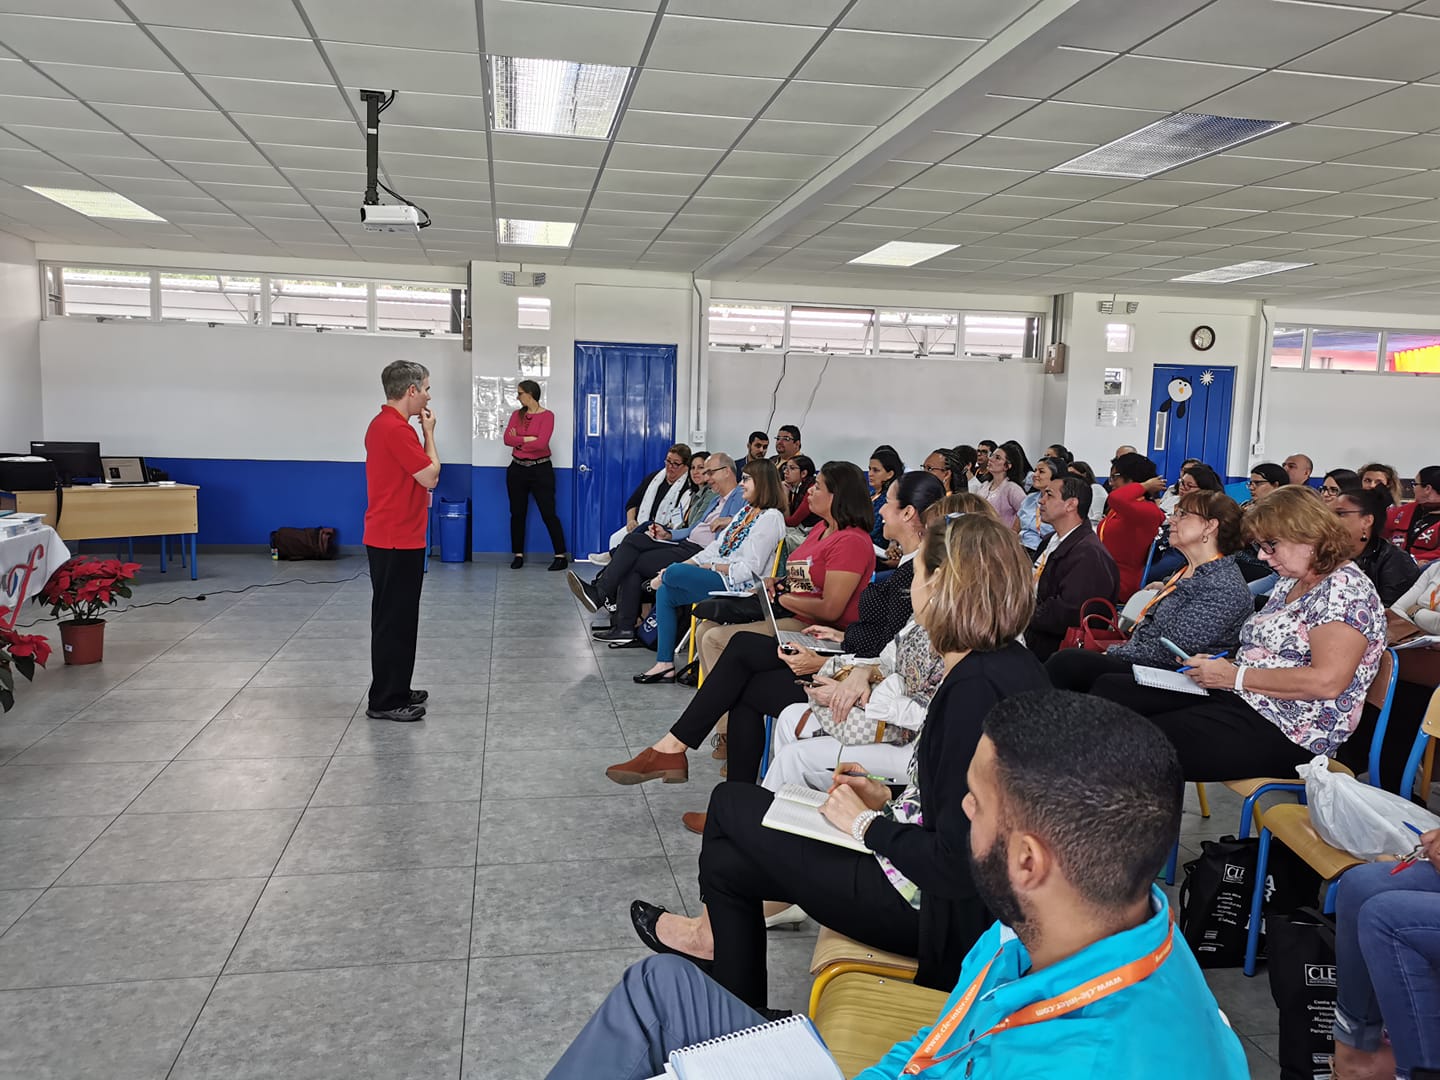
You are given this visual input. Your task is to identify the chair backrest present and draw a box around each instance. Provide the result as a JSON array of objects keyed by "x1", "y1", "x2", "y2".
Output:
[
  {"x1": 1363, "y1": 647, "x2": 1400, "y2": 782},
  {"x1": 771, "y1": 539, "x2": 785, "y2": 577},
  {"x1": 1399, "y1": 683, "x2": 1440, "y2": 798},
  {"x1": 1141, "y1": 533, "x2": 1160, "y2": 585}
]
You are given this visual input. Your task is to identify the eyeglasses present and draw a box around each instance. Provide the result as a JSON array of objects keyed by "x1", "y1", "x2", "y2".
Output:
[
  {"x1": 1169, "y1": 507, "x2": 1194, "y2": 520},
  {"x1": 924, "y1": 465, "x2": 949, "y2": 475},
  {"x1": 665, "y1": 459, "x2": 685, "y2": 468},
  {"x1": 1256, "y1": 539, "x2": 1279, "y2": 555},
  {"x1": 1334, "y1": 509, "x2": 1365, "y2": 518},
  {"x1": 704, "y1": 466, "x2": 730, "y2": 475},
  {"x1": 1247, "y1": 480, "x2": 1272, "y2": 489},
  {"x1": 775, "y1": 434, "x2": 794, "y2": 443},
  {"x1": 1320, "y1": 487, "x2": 1341, "y2": 499}
]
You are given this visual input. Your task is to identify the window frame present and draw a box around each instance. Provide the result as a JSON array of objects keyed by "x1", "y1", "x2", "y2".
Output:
[
  {"x1": 41, "y1": 260, "x2": 466, "y2": 337},
  {"x1": 1270, "y1": 321, "x2": 1440, "y2": 378}
]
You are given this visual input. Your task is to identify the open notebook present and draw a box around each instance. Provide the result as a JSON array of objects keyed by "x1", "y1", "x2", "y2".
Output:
[
  {"x1": 646, "y1": 1015, "x2": 843, "y2": 1080},
  {"x1": 1132, "y1": 665, "x2": 1209, "y2": 696},
  {"x1": 761, "y1": 784, "x2": 870, "y2": 854}
]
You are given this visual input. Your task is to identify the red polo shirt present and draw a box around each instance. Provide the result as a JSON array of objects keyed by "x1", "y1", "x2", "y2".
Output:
[{"x1": 364, "y1": 405, "x2": 432, "y2": 549}]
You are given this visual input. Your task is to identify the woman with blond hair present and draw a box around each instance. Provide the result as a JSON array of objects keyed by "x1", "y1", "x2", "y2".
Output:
[
  {"x1": 1093, "y1": 486, "x2": 1385, "y2": 780},
  {"x1": 1360, "y1": 462, "x2": 1404, "y2": 507},
  {"x1": 627, "y1": 512, "x2": 1049, "y2": 1007}
]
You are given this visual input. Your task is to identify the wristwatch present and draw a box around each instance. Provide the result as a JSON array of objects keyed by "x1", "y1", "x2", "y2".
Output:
[{"x1": 851, "y1": 809, "x2": 880, "y2": 845}]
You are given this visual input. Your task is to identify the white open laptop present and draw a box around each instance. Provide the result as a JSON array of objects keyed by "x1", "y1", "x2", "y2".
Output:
[{"x1": 755, "y1": 582, "x2": 844, "y2": 655}]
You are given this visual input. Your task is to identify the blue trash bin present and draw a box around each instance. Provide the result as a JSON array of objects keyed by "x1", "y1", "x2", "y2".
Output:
[{"x1": 437, "y1": 498, "x2": 469, "y2": 563}]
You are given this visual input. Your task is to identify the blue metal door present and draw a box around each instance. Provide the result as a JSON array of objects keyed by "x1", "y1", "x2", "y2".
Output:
[
  {"x1": 572, "y1": 342, "x2": 677, "y2": 558},
  {"x1": 1147, "y1": 364, "x2": 1235, "y2": 481}
]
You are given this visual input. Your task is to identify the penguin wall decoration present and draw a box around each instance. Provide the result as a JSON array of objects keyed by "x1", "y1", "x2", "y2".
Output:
[{"x1": 1160, "y1": 376, "x2": 1193, "y2": 420}]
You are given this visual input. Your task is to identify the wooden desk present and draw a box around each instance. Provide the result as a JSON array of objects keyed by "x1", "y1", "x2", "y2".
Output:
[{"x1": 0, "y1": 484, "x2": 199, "y2": 580}]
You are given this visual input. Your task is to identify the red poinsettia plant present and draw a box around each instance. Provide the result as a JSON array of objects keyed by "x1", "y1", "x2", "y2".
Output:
[
  {"x1": 0, "y1": 612, "x2": 52, "y2": 713},
  {"x1": 35, "y1": 557, "x2": 142, "y2": 625}
]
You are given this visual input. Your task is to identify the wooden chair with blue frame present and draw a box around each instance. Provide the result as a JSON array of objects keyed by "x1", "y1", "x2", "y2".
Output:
[{"x1": 1240, "y1": 650, "x2": 1429, "y2": 977}]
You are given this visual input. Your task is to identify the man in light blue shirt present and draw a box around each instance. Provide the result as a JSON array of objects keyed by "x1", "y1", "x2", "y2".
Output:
[{"x1": 546, "y1": 690, "x2": 1249, "y2": 1080}]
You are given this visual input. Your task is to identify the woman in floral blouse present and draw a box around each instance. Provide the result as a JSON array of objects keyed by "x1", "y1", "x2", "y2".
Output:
[{"x1": 1094, "y1": 486, "x2": 1385, "y2": 781}]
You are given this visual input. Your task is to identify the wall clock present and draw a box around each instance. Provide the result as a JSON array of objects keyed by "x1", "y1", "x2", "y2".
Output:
[{"x1": 1190, "y1": 325, "x2": 1215, "y2": 351}]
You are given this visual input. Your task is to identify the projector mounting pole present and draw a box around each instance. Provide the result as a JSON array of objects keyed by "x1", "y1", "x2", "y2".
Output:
[{"x1": 360, "y1": 89, "x2": 384, "y2": 207}]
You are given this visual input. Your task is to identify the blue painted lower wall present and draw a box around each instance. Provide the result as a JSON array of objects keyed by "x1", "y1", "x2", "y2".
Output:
[{"x1": 145, "y1": 458, "x2": 575, "y2": 554}]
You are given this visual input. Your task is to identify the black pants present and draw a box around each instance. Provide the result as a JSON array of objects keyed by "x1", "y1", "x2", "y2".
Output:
[
  {"x1": 366, "y1": 545, "x2": 425, "y2": 712},
  {"x1": 1045, "y1": 648, "x2": 1135, "y2": 693},
  {"x1": 601, "y1": 531, "x2": 700, "y2": 628},
  {"x1": 670, "y1": 631, "x2": 807, "y2": 782},
  {"x1": 1090, "y1": 677, "x2": 1313, "y2": 781},
  {"x1": 700, "y1": 783, "x2": 919, "y2": 1010},
  {"x1": 506, "y1": 460, "x2": 567, "y2": 556}
]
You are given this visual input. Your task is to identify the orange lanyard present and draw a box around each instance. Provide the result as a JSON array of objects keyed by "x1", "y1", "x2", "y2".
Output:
[
  {"x1": 900, "y1": 920, "x2": 1175, "y2": 1075},
  {"x1": 1132, "y1": 556, "x2": 1220, "y2": 625}
]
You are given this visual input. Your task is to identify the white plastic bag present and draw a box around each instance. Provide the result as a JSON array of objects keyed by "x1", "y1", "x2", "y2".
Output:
[{"x1": 1299, "y1": 755, "x2": 1440, "y2": 860}]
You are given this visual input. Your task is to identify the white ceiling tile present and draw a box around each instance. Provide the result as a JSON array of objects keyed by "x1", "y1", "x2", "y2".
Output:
[
  {"x1": 0, "y1": 1, "x2": 124, "y2": 17},
  {"x1": 1189, "y1": 185, "x2": 1334, "y2": 211},
  {"x1": 7, "y1": 125, "x2": 137, "y2": 156},
  {"x1": 1267, "y1": 161, "x2": 1419, "y2": 191},
  {"x1": 763, "y1": 80, "x2": 915, "y2": 125},
  {"x1": 571, "y1": 207, "x2": 662, "y2": 227},
  {"x1": 176, "y1": 161, "x2": 289, "y2": 183},
  {"x1": 712, "y1": 148, "x2": 829, "y2": 179},
  {"x1": 0, "y1": 94, "x2": 114, "y2": 129},
  {"x1": 890, "y1": 130, "x2": 976, "y2": 164},
  {"x1": 325, "y1": 42, "x2": 482, "y2": 97},
  {"x1": 488, "y1": 132, "x2": 598, "y2": 167},
  {"x1": 378, "y1": 126, "x2": 487, "y2": 159},
  {"x1": 196, "y1": 76, "x2": 354, "y2": 122},
  {"x1": 944, "y1": 136, "x2": 1096, "y2": 171},
  {"x1": 994, "y1": 102, "x2": 1165, "y2": 145},
  {"x1": 0, "y1": 15, "x2": 177, "y2": 70},
  {"x1": 373, "y1": 177, "x2": 488, "y2": 201},
  {"x1": 905, "y1": 164, "x2": 1031, "y2": 194},
  {"x1": 93, "y1": 103, "x2": 239, "y2": 139},
  {"x1": 491, "y1": 161, "x2": 596, "y2": 189},
  {"x1": 687, "y1": 195, "x2": 770, "y2": 216},
  {"x1": 1134, "y1": 205, "x2": 1264, "y2": 228},
  {"x1": 0, "y1": 57, "x2": 71, "y2": 98},
  {"x1": 363, "y1": 91, "x2": 484, "y2": 131},
  {"x1": 301, "y1": 0, "x2": 475, "y2": 50},
  {"x1": 69, "y1": 155, "x2": 190, "y2": 179},
  {"x1": 1157, "y1": 154, "x2": 1304, "y2": 185},
  {"x1": 191, "y1": 183, "x2": 297, "y2": 202},
  {"x1": 589, "y1": 190, "x2": 686, "y2": 212},
  {"x1": 483, "y1": 0, "x2": 652, "y2": 65},
  {"x1": 150, "y1": 28, "x2": 330, "y2": 82},
  {"x1": 1284, "y1": 14, "x2": 1440, "y2": 82},
  {"x1": 524, "y1": 0, "x2": 660, "y2": 10},
  {"x1": 37, "y1": 63, "x2": 211, "y2": 108},
  {"x1": 799, "y1": 29, "x2": 981, "y2": 88},
  {"x1": 842, "y1": 206, "x2": 946, "y2": 227},
  {"x1": 868, "y1": 187, "x2": 982, "y2": 213},
  {"x1": 1356, "y1": 172, "x2": 1440, "y2": 197},
  {"x1": 1054, "y1": 56, "x2": 1260, "y2": 111},
  {"x1": 595, "y1": 168, "x2": 701, "y2": 195},
  {"x1": 606, "y1": 142, "x2": 724, "y2": 173},
  {"x1": 1316, "y1": 83, "x2": 1440, "y2": 133},
  {"x1": 646, "y1": 16, "x2": 824, "y2": 78},
  {"x1": 615, "y1": 110, "x2": 749, "y2": 149},
  {"x1": 1288, "y1": 192, "x2": 1428, "y2": 216},
  {"x1": 1137, "y1": 0, "x2": 1384, "y2": 67},
  {"x1": 627, "y1": 69, "x2": 778, "y2": 117},
  {"x1": 735, "y1": 118, "x2": 868, "y2": 156},
  {"x1": 226, "y1": 200, "x2": 322, "y2": 218},
  {"x1": 1340, "y1": 135, "x2": 1440, "y2": 169},
  {"x1": 1054, "y1": 201, "x2": 1167, "y2": 223},
  {"x1": 136, "y1": 134, "x2": 268, "y2": 165},
  {"x1": 842, "y1": 0, "x2": 1030, "y2": 36},
  {"x1": 127, "y1": 0, "x2": 306, "y2": 34},
  {"x1": 261, "y1": 144, "x2": 366, "y2": 171},
  {"x1": 383, "y1": 151, "x2": 489, "y2": 182},
  {"x1": 1194, "y1": 71, "x2": 1397, "y2": 124},
  {"x1": 233, "y1": 114, "x2": 358, "y2": 149},
  {"x1": 1367, "y1": 198, "x2": 1440, "y2": 222}
]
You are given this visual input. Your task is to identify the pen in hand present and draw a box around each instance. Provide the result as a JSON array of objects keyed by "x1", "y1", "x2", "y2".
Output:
[{"x1": 1177, "y1": 649, "x2": 1228, "y2": 674}]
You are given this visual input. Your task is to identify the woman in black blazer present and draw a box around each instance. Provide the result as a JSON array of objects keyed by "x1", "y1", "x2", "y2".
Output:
[{"x1": 627, "y1": 512, "x2": 1049, "y2": 1009}]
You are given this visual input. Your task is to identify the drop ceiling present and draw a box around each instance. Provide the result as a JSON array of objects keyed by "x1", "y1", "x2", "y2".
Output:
[{"x1": 2, "y1": 0, "x2": 1440, "y2": 308}]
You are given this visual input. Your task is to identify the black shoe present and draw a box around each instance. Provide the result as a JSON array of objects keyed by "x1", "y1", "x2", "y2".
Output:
[
  {"x1": 548, "y1": 555, "x2": 569, "y2": 571},
  {"x1": 675, "y1": 660, "x2": 700, "y2": 687},
  {"x1": 568, "y1": 571, "x2": 604, "y2": 613},
  {"x1": 633, "y1": 668, "x2": 677, "y2": 684},
  {"x1": 593, "y1": 627, "x2": 634, "y2": 642},
  {"x1": 759, "y1": 1008, "x2": 793, "y2": 1022},
  {"x1": 366, "y1": 704, "x2": 426, "y2": 722},
  {"x1": 408, "y1": 689, "x2": 429, "y2": 704},
  {"x1": 510, "y1": 555, "x2": 524, "y2": 569},
  {"x1": 610, "y1": 637, "x2": 648, "y2": 650},
  {"x1": 630, "y1": 900, "x2": 713, "y2": 973}
]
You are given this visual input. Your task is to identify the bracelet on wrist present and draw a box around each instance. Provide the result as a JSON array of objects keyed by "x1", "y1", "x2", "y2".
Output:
[
  {"x1": 1233, "y1": 665, "x2": 1247, "y2": 692},
  {"x1": 851, "y1": 810, "x2": 880, "y2": 845}
]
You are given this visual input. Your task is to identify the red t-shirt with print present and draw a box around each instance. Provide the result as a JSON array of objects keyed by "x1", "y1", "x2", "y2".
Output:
[
  {"x1": 363, "y1": 405, "x2": 432, "y2": 549},
  {"x1": 786, "y1": 524, "x2": 876, "y2": 627}
]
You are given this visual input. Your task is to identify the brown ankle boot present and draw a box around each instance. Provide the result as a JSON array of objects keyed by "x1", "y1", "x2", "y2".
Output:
[
  {"x1": 682, "y1": 812, "x2": 707, "y2": 834},
  {"x1": 606, "y1": 747, "x2": 689, "y2": 785}
]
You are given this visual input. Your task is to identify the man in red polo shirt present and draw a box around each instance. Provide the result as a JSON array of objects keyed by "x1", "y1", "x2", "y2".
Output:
[{"x1": 364, "y1": 360, "x2": 440, "y2": 722}]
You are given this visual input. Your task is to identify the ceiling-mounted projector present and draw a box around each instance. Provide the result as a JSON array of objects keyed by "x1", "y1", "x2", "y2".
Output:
[{"x1": 361, "y1": 204, "x2": 422, "y2": 233}]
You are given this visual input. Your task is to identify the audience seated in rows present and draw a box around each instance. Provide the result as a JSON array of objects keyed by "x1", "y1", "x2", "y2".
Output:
[
  {"x1": 1338, "y1": 486, "x2": 1420, "y2": 607},
  {"x1": 1014, "y1": 455, "x2": 1059, "y2": 558},
  {"x1": 1067, "y1": 459, "x2": 1108, "y2": 525},
  {"x1": 1322, "y1": 467, "x2": 1362, "y2": 502},
  {"x1": 1386, "y1": 464, "x2": 1440, "y2": 564},
  {"x1": 1148, "y1": 462, "x2": 1225, "y2": 580},
  {"x1": 1092, "y1": 486, "x2": 1386, "y2": 781},
  {"x1": 1284, "y1": 452, "x2": 1314, "y2": 487},
  {"x1": 605, "y1": 463, "x2": 891, "y2": 784},
  {"x1": 1361, "y1": 461, "x2": 1404, "y2": 506},
  {"x1": 626, "y1": 513, "x2": 1048, "y2": 1009},
  {"x1": 868, "y1": 446, "x2": 904, "y2": 547},
  {"x1": 780, "y1": 453, "x2": 818, "y2": 529},
  {"x1": 1047, "y1": 489, "x2": 1252, "y2": 693},
  {"x1": 1246, "y1": 462, "x2": 1289, "y2": 506},
  {"x1": 546, "y1": 691, "x2": 1248, "y2": 1080},
  {"x1": 976, "y1": 440, "x2": 1026, "y2": 526},
  {"x1": 1027, "y1": 476, "x2": 1120, "y2": 661},
  {"x1": 631, "y1": 460, "x2": 788, "y2": 685},
  {"x1": 602, "y1": 443, "x2": 693, "y2": 553},
  {"x1": 1099, "y1": 452, "x2": 1167, "y2": 601},
  {"x1": 742, "y1": 430, "x2": 769, "y2": 464},
  {"x1": 770, "y1": 424, "x2": 802, "y2": 466}
]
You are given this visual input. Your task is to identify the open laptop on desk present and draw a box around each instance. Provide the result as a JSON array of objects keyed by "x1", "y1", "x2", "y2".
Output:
[
  {"x1": 99, "y1": 456, "x2": 149, "y2": 486},
  {"x1": 756, "y1": 582, "x2": 844, "y2": 655}
]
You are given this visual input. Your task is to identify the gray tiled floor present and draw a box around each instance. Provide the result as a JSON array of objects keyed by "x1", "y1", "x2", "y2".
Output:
[{"x1": 0, "y1": 551, "x2": 1370, "y2": 1077}]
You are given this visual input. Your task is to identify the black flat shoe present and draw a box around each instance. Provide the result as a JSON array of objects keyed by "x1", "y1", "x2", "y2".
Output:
[
  {"x1": 609, "y1": 637, "x2": 647, "y2": 649},
  {"x1": 593, "y1": 628, "x2": 634, "y2": 642},
  {"x1": 633, "y1": 668, "x2": 676, "y2": 683},
  {"x1": 510, "y1": 555, "x2": 524, "y2": 569},
  {"x1": 630, "y1": 901, "x2": 713, "y2": 973},
  {"x1": 548, "y1": 555, "x2": 569, "y2": 571}
]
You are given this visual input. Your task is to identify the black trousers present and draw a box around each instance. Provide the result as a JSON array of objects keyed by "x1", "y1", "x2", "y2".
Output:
[
  {"x1": 700, "y1": 783, "x2": 919, "y2": 1010},
  {"x1": 506, "y1": 460, "x2": 567, "y2": 556},
  {"x1": 1090, "y1": 677, "x2": 1313, "y2": 781},
  {"x1": 366, "y1": 545, "x2": 425, "y2": 711},
  {"x1": 670, "y1": 631, "x2": 807, "y2": 782},
  {"x1": 1045, "y1": 648, "x2": 1135, "y2": 693},
  {"x1": 601, "y1": 531, "x2": 700, "y2": 628}
]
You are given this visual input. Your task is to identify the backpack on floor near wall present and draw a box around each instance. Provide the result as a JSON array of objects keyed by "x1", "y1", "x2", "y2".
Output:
[{"x1": 269, "y1": 527, "x2": 338, "y2": 560}]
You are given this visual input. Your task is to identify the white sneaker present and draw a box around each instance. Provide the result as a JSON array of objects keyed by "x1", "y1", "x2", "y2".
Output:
[{"x1": 588, "y1": 551, "x2": 612, "y2": 565}]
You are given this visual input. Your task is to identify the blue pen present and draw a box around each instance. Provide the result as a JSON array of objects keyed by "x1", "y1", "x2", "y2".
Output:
[
  {"x1": 1406, "y1": 822, "x2": 1426, "y2": 837},
  {"x1": 1178, "y1": 650, "x2": 1228, "y2": 674}
]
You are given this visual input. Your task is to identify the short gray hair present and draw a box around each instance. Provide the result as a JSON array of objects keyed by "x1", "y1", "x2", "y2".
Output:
[
  {"x1": 706, "y1": 451, "x2": 734, "y2": 473},
  {"x1": 381, "y1": 360, "x2": 429, "y2": 400}
]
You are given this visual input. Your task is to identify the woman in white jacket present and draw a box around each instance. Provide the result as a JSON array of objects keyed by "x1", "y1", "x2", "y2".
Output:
[
  {"x1": 634, "y1": 460, "x2": 787, "y2": 684},
  {"x1": 1392, "y1": 558, "x2": 1440, "y2": 635}
]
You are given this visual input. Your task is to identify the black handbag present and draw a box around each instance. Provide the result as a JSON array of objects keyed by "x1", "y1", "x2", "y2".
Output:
[
  {"x1": 1266, "y1": 908, "x2": 1337, "y2": 1080},
  {"x1": 691, "y1": 595, "x2": 767, "y2": 624},
  {"x1": 1178, "y1": 835, "x2": 1320, "y2": 968}
]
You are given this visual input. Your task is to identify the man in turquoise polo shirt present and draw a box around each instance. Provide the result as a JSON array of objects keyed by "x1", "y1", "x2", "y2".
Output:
[{"x1": 546, "y1": 690, "x2": 1249, "y2": 1080}]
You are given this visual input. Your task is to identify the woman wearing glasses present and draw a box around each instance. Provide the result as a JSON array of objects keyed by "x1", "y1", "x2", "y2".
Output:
[
  {"x1": 1047, "y1": 490, "x2": 1252, "y2": 694},
  {"x1": 1092, "y1": 487, "x2": 1386, "y2": 781},
  {"x1": 1320, "y1": 468, "x2": 1363, "y2": 502},
  {"x1": 1245, "y1": 462, "x2": 1288, "y2": 505},
  {"x1": 1334, "y1": 486, "x2": 1420, "y2": 607},
  {"x1": 626, "y1": 511, "x2": 1048, "y2": 1009}
]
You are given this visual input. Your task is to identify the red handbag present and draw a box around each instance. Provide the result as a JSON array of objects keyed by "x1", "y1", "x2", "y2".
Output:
[{"x1": 1058, "y1": 597, "x2": 1127, "y2": 653}]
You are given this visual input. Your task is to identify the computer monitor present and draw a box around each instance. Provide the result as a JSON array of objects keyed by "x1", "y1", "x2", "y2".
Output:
[{"x1": 30, "y1": 441, "x2": 103, "y2": 485}]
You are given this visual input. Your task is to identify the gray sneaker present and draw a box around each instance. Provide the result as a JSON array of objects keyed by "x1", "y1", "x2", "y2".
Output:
[{"x1": 366, "y1": 704, "x2": 426, "y2": 722}]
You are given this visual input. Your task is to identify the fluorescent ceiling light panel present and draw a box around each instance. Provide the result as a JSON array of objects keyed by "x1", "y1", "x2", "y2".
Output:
[
  {"x1": 848, "y1": 241, "x2": 959, "y2": 267},
  {"x1": 1171, "y1": 260, "x2": 1313, "y2": 283},
  {"x1": 488, "y1": 55, "x2": 631, "y2": 139},
  {"x1": 25, "y1": 186, "x2": 165, "y2": 221},
  {"x1": 496, "y1": 218, "x2": 576, "y2": 246},
  {"x1": 1053, "y1": 113, "x2": 1290, "y2": 179}
]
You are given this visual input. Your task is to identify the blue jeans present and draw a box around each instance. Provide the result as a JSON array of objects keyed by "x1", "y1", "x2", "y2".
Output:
[
  {"x1": 654, "y1": 563, "x2": 725, "y2": 662},
  {"x1": 1333, "y1": 860, "x2": 1440, "y2": 1077},
  {"x1": 546, "y1": 956, "x2": 765, "y2": 1080}
]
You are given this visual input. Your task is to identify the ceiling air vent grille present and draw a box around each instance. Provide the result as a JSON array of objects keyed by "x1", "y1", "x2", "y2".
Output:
[{"x1": 1054, "y1": 113, "x2": 1289, "y2": 179}]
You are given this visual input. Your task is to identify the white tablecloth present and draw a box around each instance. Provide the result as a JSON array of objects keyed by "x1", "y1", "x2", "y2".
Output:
[{"x1": 0, "y1": 526, "x2": 70, "y2": 629}]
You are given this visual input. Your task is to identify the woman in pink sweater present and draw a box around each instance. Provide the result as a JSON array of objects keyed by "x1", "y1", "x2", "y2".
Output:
[{"x1": 504, "y1": 379, "x2": 569, "y2": 571}]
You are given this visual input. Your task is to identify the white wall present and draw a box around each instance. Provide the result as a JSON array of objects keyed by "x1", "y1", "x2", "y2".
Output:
[
  {"x1": 0, "y1": 230, "x2": 42, "y2": 451},
  {"x1": 1061, "y1": 293, "x2": 1262, "y2": 477}
]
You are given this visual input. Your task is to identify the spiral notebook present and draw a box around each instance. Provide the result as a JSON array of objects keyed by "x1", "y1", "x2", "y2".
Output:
[
  {"x1": 1132, "y1": 664, "x2": 1209, "y2": 696},
  {"x1": 646, "y1": 1015, "x2": 843, "y2": 1080},
  {"x1": 761, "y1": 784, "x2": 871, "y2": 853}
]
